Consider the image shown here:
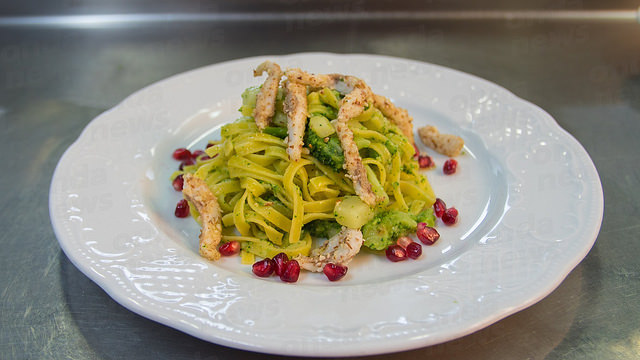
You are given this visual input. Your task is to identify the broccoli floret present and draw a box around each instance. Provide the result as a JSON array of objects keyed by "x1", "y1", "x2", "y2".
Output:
[
  {"x1": 304, "y1": 127, "x2": 345, "y2": 171},
  {"x1": 413, "y1": 208, "x2": 436, "y2": 226},
  {"x1": 304, "y1": 220, "x2": 342, "y2": 239},
  {"x1": 362, "y1": 210, "x2": 418, "y2": 250}
]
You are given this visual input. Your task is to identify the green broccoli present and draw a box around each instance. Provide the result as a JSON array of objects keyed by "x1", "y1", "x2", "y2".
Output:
[
  {"x1": 263, "y1": 126, "x2": 288, "y2": 139},
  {"x1": 304, "y1": 220, "x2": 342, "y2": 239},
  {"x1": 304, "y1": 127, "x2": 345, "y2": 171},
  {"x1": 362, "y1": 209, "x2": 436, "y2": 250},
  {"x1": 414, "y1": 208, "x2": 436, "y2": 226}
]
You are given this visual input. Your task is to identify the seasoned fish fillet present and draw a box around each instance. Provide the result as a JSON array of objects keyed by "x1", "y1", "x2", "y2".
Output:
[{"x1": 182, "y1": 174, "x2": 223, "y2": 261}]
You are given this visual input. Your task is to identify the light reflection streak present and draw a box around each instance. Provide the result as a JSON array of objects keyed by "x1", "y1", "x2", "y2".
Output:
[{"x1": 0, "y1": 10, "x2": 637, "y2": 29}]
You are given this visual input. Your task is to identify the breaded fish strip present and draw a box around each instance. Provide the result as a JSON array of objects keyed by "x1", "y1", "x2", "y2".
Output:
[
  {"x1": 295, "y1": 227, "x2": 364, "y2": 272},
  {"x1": 182, "y1": 174, "x2": 222, "y2": 261},
  {"x1": 253, "y1": 61, "x2": 283, "y2": 130},
  {"x1": 283, "y1": 81, "x2": 308, "y2": 161},
  {"x1": 373, "y1": 94, "x2": 415, "y2": 144},
  {"x1": 285, "y1": 68, "x2": 341, "y2": 89},
  {"x1": 418, "y1": 125, "x2": 465, "y2": 157},
  {"x1": 335, "y1": 87, "x2": 380, "y2": 207}
]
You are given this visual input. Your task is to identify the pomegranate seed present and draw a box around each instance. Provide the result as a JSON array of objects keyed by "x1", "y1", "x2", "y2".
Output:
[
  {"x1": 443, "y1": 159, "x2": 458, "y2": 175},
  {"x1": 323, "y1": 263, "x2": 348, "y2": 281},
  {"x1": 418, "y1": 154, "x2": 434, "y2": 169},
  {"x1": 386, "y1": 245, "x2": 407, "y2": 262},
  {"x1": 397, "y1": 236, "x2": 413, "y2": 249},
  {"x1": 219, "y1": 241, "x2": 240, "y2": 256},
  {"x1": 172, "y1": 148, "x2": 191, "y2": 161},
  {"x1": 192, "y1": 150, "x2": 205, "y2": 159},
  {"x1": 199, "y1": 155, "x2": 211, "y2": 161},
  {"x1": 433, "y1": 198, "x2": 446, "y2": 218},
  {"x1": 252, "y1": 258, "x2": 276, "y2": 277},
  {"x1": 416, "y1": 223, "x2": 440, "y2": 245},
  {"x1": 174, "y1": 199, "x2": 189, "y2": 218},
  {"x1": 442, "y1": 207, "x2": 459, "y2": 226},
  {"x1": 273, "y1": 252, "x2": 289, "y2": 276},
  {"x1": 280, "y1": 260, "x2": 300, "y2": 283},
  {"x1": 179, "y1": 158, "x2": 195, "y2": 170},
  {"x1": 205, "y1": 142, "x2": 214, "y2": 149},
  {"x1": 406, "y1": 241, "x2": 422, "y2": 259},
  {"x1": 172, "y1": 174, "x2": 184, "y2": 191}
]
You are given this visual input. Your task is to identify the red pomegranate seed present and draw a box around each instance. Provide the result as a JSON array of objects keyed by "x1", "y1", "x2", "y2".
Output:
[
  {"x1": 205, "y1": 142, "x2": 214, "y2": 149},
  {"x1": 280, "y1": 260, "x2": 300, "y2": 283},
  {"x1": 397, "y1": 236, "x2": 413, "y2": 249},
  {"x1": 179, "y1": 158, "x2": 195, "y2": 170},
  {"x1": 416, "y1": 223, "x2": 440, "y2": 245},
  {"x1": 219, "y1": 241, "x2": 240, "y2": 256},
  {"x1": 433, "y1": 198, "x2": 446, "y2": 218},
  {"x1": 443, "y1": 159, "x2": 458, "y2": 175},
  {"x1": 386, "y1": 245, "x2": 407, "y2": 262},
  {"x1": 172, "y1": 148, "x2": 191, "y2": 161},
  {"x1": 174, "y1": 199, "x2": 189, "y2": 218},
  {"x1": 418, "y1": 154, "x2": 434, "y2": 169},
  {"x1": 442, "y1": 207, "x2": 459, "y2": 226},
  {"x1": 192, "y1": 150, "x2": 205, "y2": 159},
  {"x1": 273, "y1": 252, "x2": 289, "y2": 276},
  {"x1": 172, "y1": 174, "x2": 184, "y2": 191},
  {"x1": 323, "y1": 263, "x2": 348, "y2": 281},
  {"x1": 252, "y1": 258, "x2": 276, "y2": 277},
  {"x1": 406, "y1": 241, "x2": 422, "y2": 259},
  {"x1": 199, "y1": 155, "x2": 211, "y2": 161}
]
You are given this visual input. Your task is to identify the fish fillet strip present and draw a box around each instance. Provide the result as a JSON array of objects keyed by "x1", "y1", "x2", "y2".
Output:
[
  {"x1": 182, "y1": 174, "x2": 222, "y2": 261},
  {"x1": 253, "y1": 61, "x2": 283, "y2": 130},
  {"x1": 335, "y1": 87, "x2": 380, "y2": 207},
  {"x1": 418, "y1": 125, "x2": 464, "y2": 157},
  {"x1": 295, "y1": 227, "x2": 364, "y2": 272},
  {"x1": 373, "y1": 94, "x2": 415, "y2": 144},
  {"x1": 283, "y1": 81, "x2": 308, "y2": 161}
]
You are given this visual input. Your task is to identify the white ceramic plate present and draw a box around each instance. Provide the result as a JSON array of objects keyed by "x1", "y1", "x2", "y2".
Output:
[{"x1": 49, "y1": 53, "x2": 603, "y2": 356}]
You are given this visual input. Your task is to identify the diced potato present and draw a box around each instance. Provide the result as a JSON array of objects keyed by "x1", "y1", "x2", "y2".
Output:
[
  {"x1": 309, "y1": 115, "x2": 336, "y2": 138},
  {"x1": 333, "y1": 196, "x2": 374, "y2": 229}
]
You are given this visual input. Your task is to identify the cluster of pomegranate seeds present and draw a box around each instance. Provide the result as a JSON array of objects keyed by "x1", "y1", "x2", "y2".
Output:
[
  {"x1": 443, "y1": 159, "x2": 458, "y2": 175},
  {"x1": 174, "y1": 199, "x2": 190, "y2": 218},
  {"x1": 433, "y1": 197, "x2": 459, "y2": 226},
  {"x1": 252, "y1": 252, "x2": 301, "y2": 282},
  {"x1": 323, "y1": 263, "x2": 348, "y2": 281},
  {"x1": 442, "y1": 207, "x2": 459, "y2": 225},
  {"x1": 252, "y1": 258, "x2": 276, "y2": 277},
  {"x1": 416, "y1": 223, "x2": 440, "y2": 245},
  {"x1": 388, "y1": 236, "x2": 423, "y2": 262},
  {"x1": 171, "y1": 146, "x2": 214, "y2": 173},
  {"x1": 218, "y1": 241, "x2": 240, "y2": 256}
]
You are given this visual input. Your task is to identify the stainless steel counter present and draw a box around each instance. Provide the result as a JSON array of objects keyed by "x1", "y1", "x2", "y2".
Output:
[{"x1": 1, "y1": 4, "x2": 640, "y2": 359}]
